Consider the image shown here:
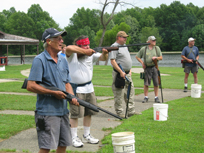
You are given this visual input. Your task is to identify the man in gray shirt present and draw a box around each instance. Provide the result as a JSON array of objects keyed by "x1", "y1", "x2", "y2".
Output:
[{"x1": 109, "y1": 31, "x2": 141, "y2": 118}]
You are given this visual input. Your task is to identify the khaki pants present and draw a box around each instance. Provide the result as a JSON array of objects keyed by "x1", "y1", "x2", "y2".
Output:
[{"x1": 112, "y1": 71, "x2": 135, "y2": 115}]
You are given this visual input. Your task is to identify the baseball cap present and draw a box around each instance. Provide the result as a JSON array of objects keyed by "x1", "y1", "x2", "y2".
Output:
[
  {"x1": 147, "y1": 36, "x2": 156, "y2": 41},
  {"x1": 42, "y1": 28, "x2": 67, "y2": 43},
  {"x1": 117, "y1": 31, "x2": 129, "y2": 37},
  {"x1": 188, "y1": 37, "x2": 196, "y2": 42}
]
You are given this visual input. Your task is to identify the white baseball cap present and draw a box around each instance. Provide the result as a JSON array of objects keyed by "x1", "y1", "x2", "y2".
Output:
[
  {"x1": 147, "y1": 36, "x2": 156, "y2": 41},
  {"x1": 188, "y1": 37, "x2": 196, "y2": 42}
]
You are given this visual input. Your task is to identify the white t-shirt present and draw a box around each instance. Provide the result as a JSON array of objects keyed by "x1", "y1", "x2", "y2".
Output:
[{"x1": 67, "y1": 53, "x2": 101, "y2": 93}]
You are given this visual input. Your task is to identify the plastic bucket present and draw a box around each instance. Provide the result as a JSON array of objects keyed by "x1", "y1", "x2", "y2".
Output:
[
  {"x1": 0, "y1": 66, "x2": 5, "y2": 71},
  {"x1": 153, "y1": 104, "x2": 168, "y2": 121},
  {"x1": 191, "y1": 84, "x2": 202, "y2": 98},
  {"x1": 112, "y1": 132, "x2": 135, "y2": 153}
]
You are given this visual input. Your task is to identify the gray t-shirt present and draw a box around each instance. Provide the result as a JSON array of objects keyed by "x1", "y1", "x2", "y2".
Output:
[{"x1": 109, "y1": 42, "x2": 132, "y2": 71}]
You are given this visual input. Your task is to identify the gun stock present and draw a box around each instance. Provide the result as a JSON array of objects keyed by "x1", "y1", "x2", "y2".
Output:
[
  {"x1": 22, "y1": 79, "x2": 123, "y2": 120},
  {"x1": 181, "y1": 59, "x2": 204, "y2": 70}
]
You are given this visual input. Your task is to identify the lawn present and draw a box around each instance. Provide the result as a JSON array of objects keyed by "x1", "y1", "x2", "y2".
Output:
[{"x1": 0, "y1": 64, "x2": 204, "y2": 153}]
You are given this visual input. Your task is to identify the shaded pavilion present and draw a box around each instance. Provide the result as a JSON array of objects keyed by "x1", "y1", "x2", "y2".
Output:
[{"x1": 0, "y1": 31, "x2": 39, "y2": 65}]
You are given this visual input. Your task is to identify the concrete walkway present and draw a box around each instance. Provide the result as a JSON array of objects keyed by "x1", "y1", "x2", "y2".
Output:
[{"x1": 0, "y1": 68, "x2": 198, "y2": 153}]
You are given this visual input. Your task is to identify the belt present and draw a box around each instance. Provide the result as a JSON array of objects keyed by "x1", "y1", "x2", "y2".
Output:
[
  {"x1": 114, "y1": 68, "x2": 130, "y2": 74},
  {"x1": 146, "y1": 66, "x2": 155, "y2": 68},
  {"x1": 77, "y1": 81, "x2": 92, "y2": 87}
]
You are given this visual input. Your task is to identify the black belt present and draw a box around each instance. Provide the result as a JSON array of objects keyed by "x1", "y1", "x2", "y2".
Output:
[
  {"x1": 146, "y1": 66, "x2": 155, "y2": 68},
  {"x1": 77, "y1": 81, "x2": 92, "y2": 87},
  {"x1": 114, "y1": 68, "x2": 130, "y2": 74}
]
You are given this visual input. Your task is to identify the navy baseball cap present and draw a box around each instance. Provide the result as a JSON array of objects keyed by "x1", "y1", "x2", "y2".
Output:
[{"x1": 42, "y1": 28, "x2": 67, "y2": 43}]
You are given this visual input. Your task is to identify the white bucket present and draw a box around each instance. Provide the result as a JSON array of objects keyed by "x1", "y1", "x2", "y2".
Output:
[
  {"x1": 0, "y1": 66, "x2": 5, "y2": 71},
  {"x1": 191, "y1": 84, "x2": 202, "y2": 98},
  {"x1": 153, "y1": 104, "x2": 168, "y2": 121},
  {"x1": 112, "y1": 132, "x2": 135, "y2": 153}
]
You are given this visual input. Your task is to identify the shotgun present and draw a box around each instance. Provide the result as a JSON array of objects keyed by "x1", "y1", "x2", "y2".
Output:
[
  {"x1": 21, "y1": 78, "x2": 123, "y2": 120},
  {"x1": 181, "y1": 59, "x2": 204, "y2": 70},
  {"x1": 93, "y1": 43, "x2": 150, "y2": 52},
  {"x1": 118, "y1": 64, "x2": 131, "y2": 118},
  {"x1": 153, "y1": 59, "x2": 164, "y2": 103}
]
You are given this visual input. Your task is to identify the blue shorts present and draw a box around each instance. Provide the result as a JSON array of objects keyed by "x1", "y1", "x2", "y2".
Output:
[{"x1": 35, "y1": 112, "x2": 72, "y2": 150}]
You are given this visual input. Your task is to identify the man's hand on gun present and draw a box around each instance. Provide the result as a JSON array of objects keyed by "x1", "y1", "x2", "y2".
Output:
[
  {"x1": 53, "y1": 91, "x2": 79, "y2": 106},
  {"x1": 85, "y1": 49, "x2": 95, "y2": 56}
]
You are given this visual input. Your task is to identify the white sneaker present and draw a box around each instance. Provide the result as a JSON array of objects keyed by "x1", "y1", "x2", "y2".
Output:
[
  {"x1": 82, "y1": 134, "x2": 99, "y2": 144},
  {"x1": 72, "y1": 136, "x2": 84, "y2": 148}
]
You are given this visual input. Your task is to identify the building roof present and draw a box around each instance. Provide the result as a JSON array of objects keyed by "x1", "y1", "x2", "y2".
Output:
[{"x1": 0, "y1": 31, "x2": 39, "y2": 45}]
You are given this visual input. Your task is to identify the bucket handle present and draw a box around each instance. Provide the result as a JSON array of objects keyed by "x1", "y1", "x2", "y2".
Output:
[{"x1": 155, "y1": 108, "x2": 168, "y2": 118}]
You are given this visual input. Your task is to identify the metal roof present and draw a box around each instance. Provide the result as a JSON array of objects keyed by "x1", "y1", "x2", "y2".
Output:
[{"x1": 0, "y1": 31, "x2": 39, "y2": 45}]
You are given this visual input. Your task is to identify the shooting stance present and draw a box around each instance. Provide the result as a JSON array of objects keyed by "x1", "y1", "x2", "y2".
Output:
[
  {"x1": 109, "y1": 31, "x2": 141, "y2": 118},
  {"x1": 136, "y1": 36, "x2": 162, "y2": 103},
  {"x1": 26, "y1": 28, "x2": 79, "y2": 153},
  {"x1": 66, "y1": 35, "x2": 108, "y2": 148},
  {"x1": 181, "y1": 37, "x2": 199, "y2": 92}
]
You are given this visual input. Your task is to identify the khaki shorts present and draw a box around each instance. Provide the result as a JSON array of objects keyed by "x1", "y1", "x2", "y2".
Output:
[
  {"x1": 144, "y1": 66, "x2": 159, "y2": 86},
  {"x1": 70, "y1": 92, "x2": 98, "y2": 118},
  {"x1": 184, "y1": 65, "x2": 198, "y2": 74}
]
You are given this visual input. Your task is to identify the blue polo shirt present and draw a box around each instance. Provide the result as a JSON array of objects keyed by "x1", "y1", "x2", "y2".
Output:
[
  {"x1": 28, "y1": 50, "x2": 71, "y2": 116},
  {"x1": 181, "y1": 46, "x2": 199, "y2": 67}
]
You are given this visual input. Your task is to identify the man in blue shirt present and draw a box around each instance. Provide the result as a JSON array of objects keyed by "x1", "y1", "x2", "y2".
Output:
[
  {"x1": 26, "y1": 28, "x2": 94, "y2": 153},
  {"x1": 181, "y1": 37, "x2": 199, "y2": 92}
]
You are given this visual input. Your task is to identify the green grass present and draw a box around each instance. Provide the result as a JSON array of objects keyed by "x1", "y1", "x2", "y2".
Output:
[
  {"x1": 0, "y1": 64, "x2": 31, "y2": 79},
  {"x1": 0, "y1": 82, "x2": 30, "y2": 93},
  {"x1": 97, "y1": 94, "x2": 204, "y2": 153},
  {"x1": 0, "y1": 114, "x2": 35, "y2": 139},
  {"x1": 0, "y1": 64, "x2": 204, "y2": 153},
  {"x1": 0, "y1": 95, "x2": 36, "y2": 111}
]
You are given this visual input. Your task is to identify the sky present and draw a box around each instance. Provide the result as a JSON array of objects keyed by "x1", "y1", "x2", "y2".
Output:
[{"x1": 1, "y1": 0, "x2": 204, "y2": 29}]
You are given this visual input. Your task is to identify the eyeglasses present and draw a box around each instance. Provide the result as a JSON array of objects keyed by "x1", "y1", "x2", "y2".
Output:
[
  {"x1": 120, "y1": 36, "x2": 127, "y2": 39},
  {"x1": 52, "y1": 37, "x2": 63, "y2": 42}
]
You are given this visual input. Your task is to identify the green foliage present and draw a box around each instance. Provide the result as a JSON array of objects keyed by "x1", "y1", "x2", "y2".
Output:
[
  {"x1": 95, "y1": 22, "x2": 131, "y2": 46},
  {"x1": 79, "y1": 26, "x2": 96, "y2": 48},
  {"x1": 140, "y1": 27, "x2": 163, "y2": 46}
]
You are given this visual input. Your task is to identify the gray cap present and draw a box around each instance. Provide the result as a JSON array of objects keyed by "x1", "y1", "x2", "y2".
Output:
[{"x1": 42, "y1": 28, "x2": 67, "y2": 43}]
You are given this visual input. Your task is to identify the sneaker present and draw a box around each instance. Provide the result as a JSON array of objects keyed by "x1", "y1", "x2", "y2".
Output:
[
  {"x1": 155, "y1": 97, "x2": 160, "y2": 103},
  {"x1": 128, "y1": 112, "x2": 142, "y2": 117},
  {"x1": 184, "y1": 86, "x2": 187, "y2": 92},
  {"x1": 142, "y1": 97, "x2": 149, "y2": 103},
  {"x1": 82, "y1": 134, "x2": 99, "y2": 144},
  {"x1": 72, "y1": 136, "x2": 84, "y2": 148}
]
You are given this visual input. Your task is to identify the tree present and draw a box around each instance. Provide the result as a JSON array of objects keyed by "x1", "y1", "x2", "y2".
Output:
[
  {"x1": 64, "y1": 7, "x2": 101, "y2": 45},
  {"x1": 4, "y1": 11, "x2": 36, "y2": 55},
  {"x1": 98, "y1": 0, "x2": 134, "y2": 47},
  {"x1": 27, "y1": 4, "x2": 61, "y2": 41},
  {"x1": 79, "y1": 26, "x2": 96, "y2": 48},
  {"x1": 140, "y1": 27, "x2": 162, "y2": 47},
  {"x1": 95, "y1": 22, "x2": 131, "y2": 46},
  {"x1": 0, "y1": 12, "x2": 6, "y2": 31}
]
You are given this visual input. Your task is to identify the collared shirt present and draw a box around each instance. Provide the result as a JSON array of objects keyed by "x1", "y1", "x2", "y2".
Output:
[
  {"x1": 109, "y1": 42, "x2": 132, "y2": 71},
  {"x1": 28, "y1": 50, "x2": 70, "y2": 116},
  {"x1": 181, "y1": 46, "x2": 199, "y2": 67}
]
